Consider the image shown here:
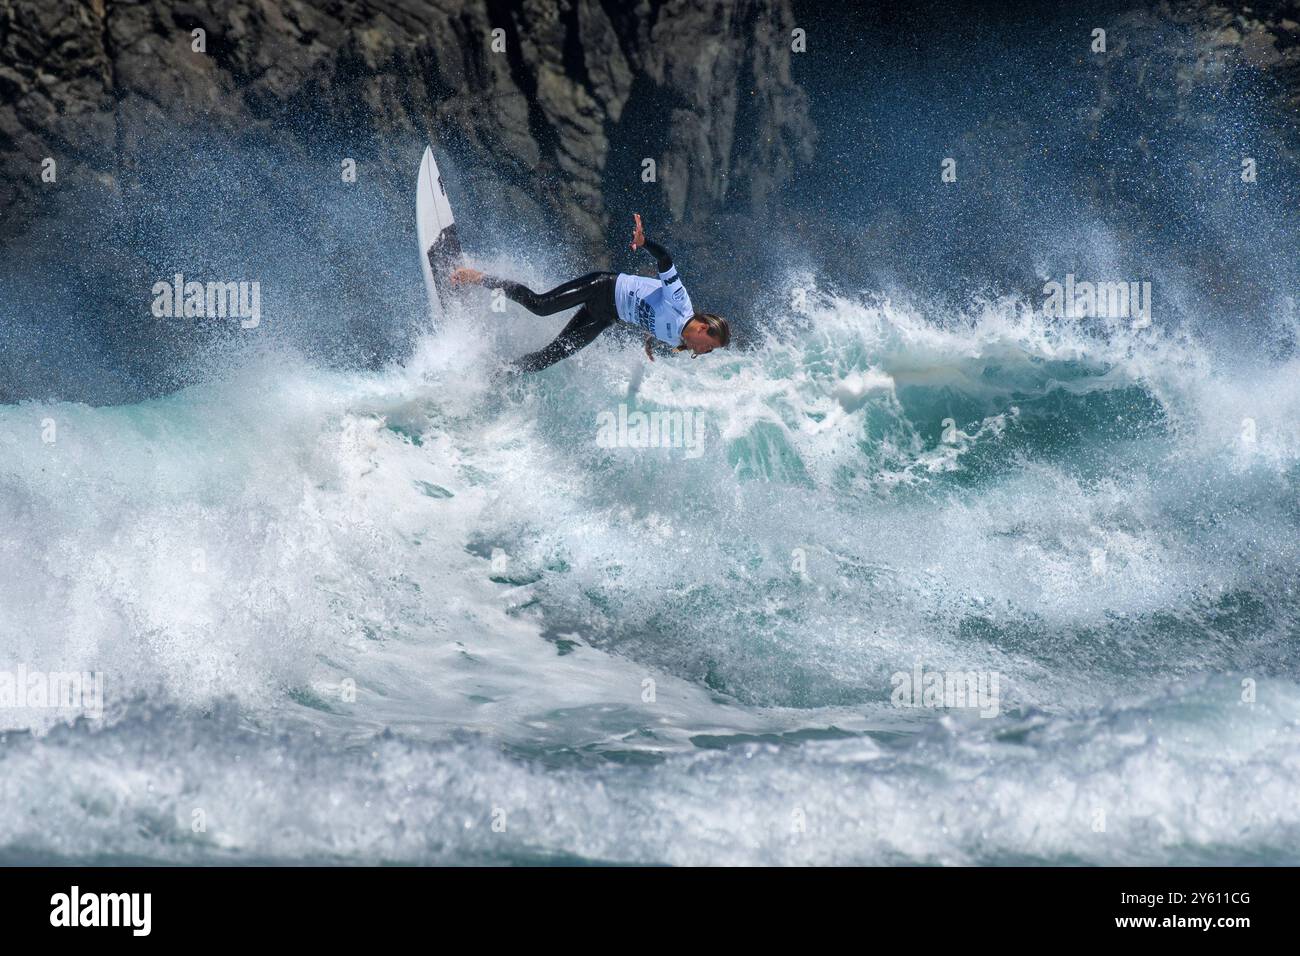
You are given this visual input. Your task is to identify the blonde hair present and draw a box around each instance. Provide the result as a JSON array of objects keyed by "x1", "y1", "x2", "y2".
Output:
[
  {"x1": 692, "y1": 312, "x2": 730, "y2": 347},
  {"x1": 675, "y1": 313, "x2": 731, "y2": 353}
]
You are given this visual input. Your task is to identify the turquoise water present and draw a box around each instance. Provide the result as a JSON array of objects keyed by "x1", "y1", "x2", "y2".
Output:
[{"x1": 2, "y1": 286, "x2": 1298, "y2": 864}]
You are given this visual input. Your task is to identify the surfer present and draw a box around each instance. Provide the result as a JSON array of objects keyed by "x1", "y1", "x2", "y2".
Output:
[{"x1": 449, "y1": 214, "x2": 730, "y2": 372}]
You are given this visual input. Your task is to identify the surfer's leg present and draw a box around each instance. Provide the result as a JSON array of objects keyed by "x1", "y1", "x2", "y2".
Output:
[
  {"x1": 511, "y1": 305, "x2": 615, "y2": 373},
  {"x1": 488, "y1": 272, "x2": 616, "y2": 317}
]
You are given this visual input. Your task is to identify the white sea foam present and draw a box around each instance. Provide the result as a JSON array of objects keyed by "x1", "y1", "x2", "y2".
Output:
[{"x1": 2, "y1": 284, "x2": 1298, "y2": 862}]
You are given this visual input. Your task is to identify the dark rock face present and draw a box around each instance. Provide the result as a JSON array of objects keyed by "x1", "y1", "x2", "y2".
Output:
[
  {"x1": 4, "y1": 1, "x2": 1298, "y2": 255},
  {"x1": 1071, "y1": 1, "x2": 1300, "y2": 325},
  {"x1": 1099, "y1": 1, "x2": 1300, "y2": 151},
  {"x1": 2, "y1": 0, "x2": 1298, "y2": 405},
  {"x1": 3, "y1": 1, "x2": 1298, "y2": 250},
  {"x1": 1178, "y1": 1, "x2": 1300, "y2": 120},
  {"x1": 0, "y1": 0, "x2": 815, "y2": 255}
]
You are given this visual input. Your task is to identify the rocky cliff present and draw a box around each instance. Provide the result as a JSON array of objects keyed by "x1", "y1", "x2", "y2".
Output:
[
  {"x1": 4, "y1": 1, "x2": 1299, "y2": 257},
  {"x1": 0, "y1": 0, "x2": 815, "y2": 257},
  {"x1": 2, "y1": 0, "x2": 1300, "y2": 402}
]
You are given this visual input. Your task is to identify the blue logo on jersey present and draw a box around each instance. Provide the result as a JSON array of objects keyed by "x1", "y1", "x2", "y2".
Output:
[{"x1": 634, "y1": 299, "x2": 655, "y2": 332}]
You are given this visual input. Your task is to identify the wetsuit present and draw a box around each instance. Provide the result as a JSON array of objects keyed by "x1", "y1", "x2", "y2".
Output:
[{"x1": 484, "y1": 240, "x2": 693, "y2": 372}]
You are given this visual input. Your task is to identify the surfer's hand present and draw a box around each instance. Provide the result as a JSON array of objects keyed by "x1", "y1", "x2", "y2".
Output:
[
  {"x1": 450, "y1": 267, "x2": 484, "y2": 287},
  {"x1": 630, "y1": 213, "x2": 645, "y2": 250},
  {"x1": 644, "y1": 334, "x2": 655, "y2": 362}
]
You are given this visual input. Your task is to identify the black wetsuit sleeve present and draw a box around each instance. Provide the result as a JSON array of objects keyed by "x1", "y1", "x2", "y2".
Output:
[{"x1": 640, "y1": 239, "x2": 674, "y2": 274}]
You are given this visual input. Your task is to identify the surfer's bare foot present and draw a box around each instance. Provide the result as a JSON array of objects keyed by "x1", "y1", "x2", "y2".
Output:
[{"x1": 450, "y1": 267, "x2": 484, "y2": 287}]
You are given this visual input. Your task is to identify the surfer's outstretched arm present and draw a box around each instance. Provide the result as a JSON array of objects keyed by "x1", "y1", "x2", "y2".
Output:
[
  {"x1": 630, "y1": 213, "x2": 692, "y2": 328},
  {"x1": 629, "y1": 213, "x2": 675, "y2": 274},
  {"x1": 639, "y1": 239, "x2": 674, "y2": 274}
]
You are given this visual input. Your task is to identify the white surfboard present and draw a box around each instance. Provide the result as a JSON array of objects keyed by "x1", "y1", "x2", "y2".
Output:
[{"x1": 416, "y1": 146, "x2": 463, "y2": 321}]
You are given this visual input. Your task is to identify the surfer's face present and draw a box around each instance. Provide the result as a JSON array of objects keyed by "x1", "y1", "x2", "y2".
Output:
[{"x1": 681, "y1": 320, "x2": 717, "y2": 356}]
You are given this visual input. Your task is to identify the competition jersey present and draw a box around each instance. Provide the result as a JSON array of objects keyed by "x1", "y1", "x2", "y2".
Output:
[{"x1": 613, "y1": 250, "x2": 694, "y2": 346}]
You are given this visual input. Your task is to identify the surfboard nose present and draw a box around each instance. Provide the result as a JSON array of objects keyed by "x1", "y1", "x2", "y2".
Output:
[{"x1": 416, "y1": 147, "x2": 464, "y2": 321}]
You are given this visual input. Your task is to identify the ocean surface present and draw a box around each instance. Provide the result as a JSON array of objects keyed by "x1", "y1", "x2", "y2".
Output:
[{"x1": 2, "y1": 277, "x2": 1298, "y2": 865}]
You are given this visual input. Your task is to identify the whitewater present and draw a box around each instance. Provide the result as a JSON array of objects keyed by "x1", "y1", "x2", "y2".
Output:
[{"x1": 2, "y1": 277, "x2": 1299, "y2": 865}]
